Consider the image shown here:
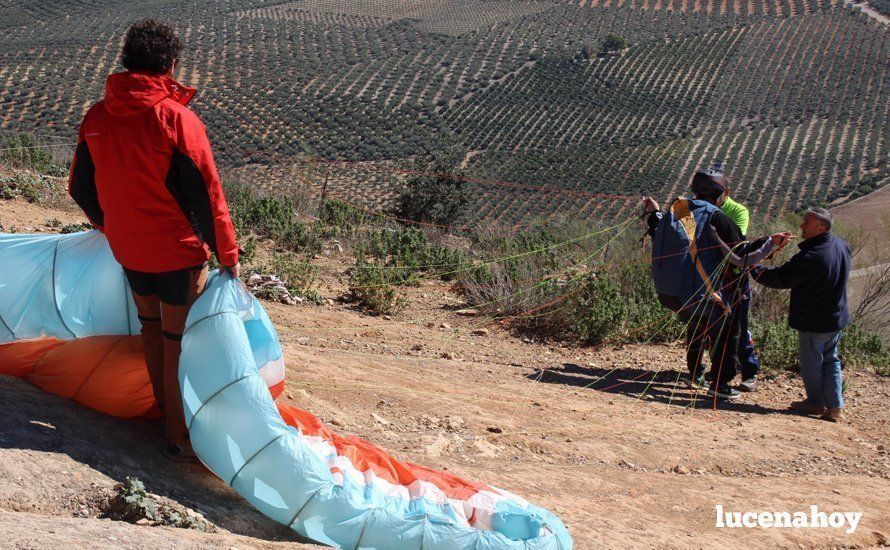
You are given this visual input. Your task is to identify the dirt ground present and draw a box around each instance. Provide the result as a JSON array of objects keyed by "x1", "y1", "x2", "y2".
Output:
[{"x1": 1, "y1": 196, "x2": 889, "y2": 549}]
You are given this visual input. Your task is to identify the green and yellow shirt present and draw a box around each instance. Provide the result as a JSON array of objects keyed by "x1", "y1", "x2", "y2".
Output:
[{"x1": 721, "y1": 196, "x2": 750, "y2": 236}]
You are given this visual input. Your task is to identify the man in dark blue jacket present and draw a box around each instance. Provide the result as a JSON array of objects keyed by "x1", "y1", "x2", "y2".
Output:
[{"x1": 752, "y1": 207, "x2": 850, "y2": 422}]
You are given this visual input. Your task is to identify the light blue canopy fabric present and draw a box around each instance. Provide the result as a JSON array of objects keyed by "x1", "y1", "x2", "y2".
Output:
[
  {"x1": 0, "y1": 230, "x2": 573, "y2": 549},
  {"x1": 0, "y1": 230, "x2": 138, "y2": 343},
  {"x1": 181, "y1": 274, "x2": 573, "y2": 549}
]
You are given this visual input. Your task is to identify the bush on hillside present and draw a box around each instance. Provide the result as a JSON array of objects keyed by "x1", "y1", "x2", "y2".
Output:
[
  {"x1": 573, "y1": 273, "x2": 626, "y2": 345},
  {"x1": 262, "y1": 252, "x2": 322, "y2": 304},
  {"x1": 348, "y1": 259, "x2": 406, "y2": 316},
  {"x1": 753, "y1": 319, "x2": 889, "y2": 376},
  {"x1": 613, "y1": 263, "x2": 684, "y2": 343},
  {"x1": 0, "y1": 134, "x2": 69, "y2": 176},
  {"x1": 454, "y1": 224, "x2": 686, "y2": 345},
  {"x1": 60, "y1": 222, "x2": 93, "y2": 234},
  {"x1": 0, "y1": 173, "x2": 54, "y2": 203},
  {"x1": 318, "y1": 198, "x2": 368, "y2": 238},
  {"x1": 352, "y1": 225, "x2": 471, "y2": 285},
  {"x1": 600, "y1": 33, "x2": 628, "y2": 53},
  {"x1": 225, "y1": 185, "x2": 320, "y2": 255},
  {"x1": 393, "y1": 148, "x2": 470, "y2": 228}
]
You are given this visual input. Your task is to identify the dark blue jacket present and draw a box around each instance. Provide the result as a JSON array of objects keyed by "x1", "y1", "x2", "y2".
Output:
[{"x1": 754, "y1": 232, "x2": 851, "y2": 333}]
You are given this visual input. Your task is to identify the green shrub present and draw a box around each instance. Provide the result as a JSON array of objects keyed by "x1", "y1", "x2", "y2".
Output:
[
  {"x1": 393, "y1": 148, "x2": 469, "y2": 228},
  {"x1": 615, "y1": 263, "x2": 683, "y2": 343},
  {"x1": 752, "y1": 320, "x2": 889, "y2": 375},
  {"x1": 60, "y1": 222, "x2": 92, "y2": 234},
  {"x1": 353, "y1": 226, "x2": 470, "y2": 285},
  {"x1": 0, "y1": 183, "x2": 14, "y2": 200},
  {"x1": 457, "y1": 223, "x2": 620, "y2": 339},
  {"x1": 318, "y1": 199, "x2": 367, "y2": 238},
  {"x1": 751, "y1": 319, "x2": 799, "y2": 373},
  {"x1": 0, "y1": 134, "x2": 68, "y2": 176},
  {"x1": 348, "y1": 259, "x2": 406, "y2": 315},
  {"x1": 839, "y1": 324, "x2": 890, "y2": 374},
  {"x1": 456, "y1": 222, "x2": 675, "y2": 344},
  {"x1": 238, "y1": 234, "x2": 258, "y2": 265},
  {"x1": 357, "y1": 227, "x2": 425, "y2": 285},
  {"x1": 423, "y1": 242, "x2": 470, "y2": 282},
  {"x1": 0, "y1": 173, "x2": 54, "y2": 203},
  {"x1": 19, "y1": 182, "x2": 41, "y2": 203},
  {"x1": 269, "y1": 252, "x2": 322, "y2": 304},
  {"x1": 600, "y1": 33, "x2": 628, "y2": 52},
  {"x1": 226, "y1": 186, "x2": 320, "y2": 254},
  {"x1": 232, "y1": 193, "x2": 291, "y2": 235},
  {"x1": 277, "y1": 220, "x2": 320, "y2": 254},
  {"x1": 573, "y1": 273, "x2": 626, "y2": 345}
]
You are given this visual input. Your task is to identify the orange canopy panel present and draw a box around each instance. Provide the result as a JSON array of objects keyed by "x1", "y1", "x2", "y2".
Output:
[
  {"x1": 0, "y1": 338, "x2": 66, "y2": 377},
  {"x1": 0, "y1": 337, "x2": 160, "y2": 419}
]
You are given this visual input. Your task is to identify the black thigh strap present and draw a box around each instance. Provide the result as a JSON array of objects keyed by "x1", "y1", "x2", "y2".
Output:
[{"x1": 162, "y1": 331, "x2": 183, "y2": 342}]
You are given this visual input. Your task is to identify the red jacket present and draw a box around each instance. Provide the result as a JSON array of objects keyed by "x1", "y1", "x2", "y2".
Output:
[{"x1": 69, "y1": 71, "x2": 238, "y2": 273}]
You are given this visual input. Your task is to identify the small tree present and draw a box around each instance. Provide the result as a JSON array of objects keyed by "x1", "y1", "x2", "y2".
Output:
[
  {"x1": 394, "y1": 148, "x2": 470, "y2": 228},
  {"x1": 600, "y1": 34, "x2": 628, "y2": 53}
]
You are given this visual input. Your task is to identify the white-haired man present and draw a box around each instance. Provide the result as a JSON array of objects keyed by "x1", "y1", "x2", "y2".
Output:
[{"x1": 752, "y1": 207, "x2": 851, "y2": 422}]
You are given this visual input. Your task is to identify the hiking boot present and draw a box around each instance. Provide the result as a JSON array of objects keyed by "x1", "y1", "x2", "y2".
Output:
[
  {"x1": 685, "y1": 373, "x2": 708, "y2": 390},
  {"x1": 789, "y1": 400, "x2": 827, "y2": 415},
  {"x1": 163, "y1": 443, "x2": 199, "y2": 463},
  {"x1": 707, "y1": 385, "x2": 740, "y2": 400},
  {"x1": 820, "y1": 408, "x2": 843, "y2": 422},
  {"x1": 738, "y1": 378, "x2": 757, "y2": 392}
]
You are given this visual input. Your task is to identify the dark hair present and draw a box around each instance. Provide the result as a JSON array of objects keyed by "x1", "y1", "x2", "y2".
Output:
[{"x1": 121, "y1": 19, "x2": 182, "y2": 74}]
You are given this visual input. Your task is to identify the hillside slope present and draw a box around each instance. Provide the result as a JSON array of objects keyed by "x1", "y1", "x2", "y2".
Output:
[
  {"x1": 1, "y1": 0, "x2": 886, "y2": 225},
  {"x1": 1, "y1": 197, "x2": 888, "y2": 548}
]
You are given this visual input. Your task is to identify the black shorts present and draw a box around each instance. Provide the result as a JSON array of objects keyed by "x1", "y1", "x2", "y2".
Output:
[{"x1": 124, "y1": 263, "x2": 208, "y2": 306}]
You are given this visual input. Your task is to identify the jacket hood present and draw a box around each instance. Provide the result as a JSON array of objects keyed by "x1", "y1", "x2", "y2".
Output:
[{"x1": 104, "y1": 72, "x2": 196, "y2": 116}]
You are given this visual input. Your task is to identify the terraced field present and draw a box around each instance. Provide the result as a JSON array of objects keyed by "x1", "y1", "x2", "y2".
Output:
[
  {"x1": 0, "y1": 0, "x2": 886, "y2": 226},
  {"x1": 569, "y1": 0, "x2": 835, "y2": 16}
]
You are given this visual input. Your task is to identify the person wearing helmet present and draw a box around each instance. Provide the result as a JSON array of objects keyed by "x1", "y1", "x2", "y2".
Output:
[
  {"x1": 69, "y1": 19, "x2": 239, "y2": 461},
  {"x1": 689, "y1": 163, "x2": 762, "y2": 392},
  {"x1": 642, "y1": 165, "x2": 782, "y2": 399}
]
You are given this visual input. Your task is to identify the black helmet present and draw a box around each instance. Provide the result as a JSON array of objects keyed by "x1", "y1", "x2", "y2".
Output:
[{"x1": 691, "y1": 161, "x2": 728, "y2": 199}]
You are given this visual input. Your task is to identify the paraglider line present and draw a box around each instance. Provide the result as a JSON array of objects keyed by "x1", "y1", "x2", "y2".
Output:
[
  {"x1": 592, "y1": 269, "x2": 750, "y2": 416},
  {"x1": 0, "y1": 307, "x2": 13, "y2": 339},
  {"x1": 185, "y1": 374, "x2": 251, "y2": 431},
  {"x1": 355, "y1": 511, "x2": 372, "y2": 549},
  {"x1": 228, "y1": 432, "x2": 289, "y2": 486},
  {"x1": 288, "y1": 486, "x2": 325, "y2": 528},
  {"x1": 123, "y1": 268, "x2": 133, "y2": 336},
  {"x1": 539, "y1": 253, "x2": 738, "y2": 396},
  {"x1": 71, "y1": 335, "x2": 125, "y2": 401},
  {"x1": 348, "y1": 219, "x2": 630, "y2": 292},
  {"x1": 52, "y1": 239, "x2": 78, "y2": 339},
  {"x1": 181, "y1": 310, "x2": 240, "y2": 338}
]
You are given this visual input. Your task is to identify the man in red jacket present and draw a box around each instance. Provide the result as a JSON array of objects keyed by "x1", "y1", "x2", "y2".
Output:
[{"x1": 69, "y1": 20, "x2": 239, "y2": 460}]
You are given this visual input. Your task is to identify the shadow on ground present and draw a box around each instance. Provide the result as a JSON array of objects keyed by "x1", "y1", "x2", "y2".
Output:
[
  {"x1": 527, "y1": 363, "x2": 797, "y2": 415},
  {"x1": 0, "y1": 375, "x2": 316, "y2": 545}
]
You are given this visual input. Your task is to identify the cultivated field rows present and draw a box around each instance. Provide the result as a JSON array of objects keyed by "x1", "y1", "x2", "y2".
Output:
[{"x1": 0, "y1": 0, "x2": 885, "y2": 226}]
